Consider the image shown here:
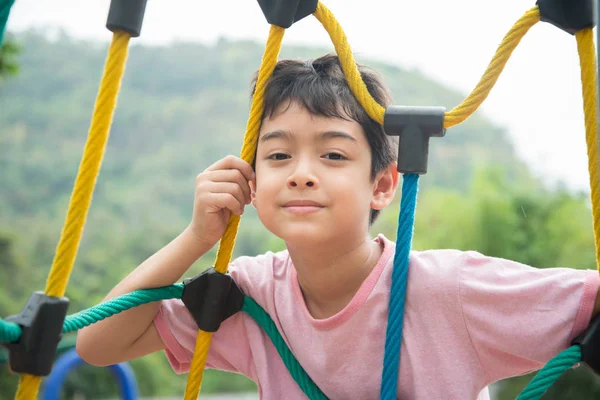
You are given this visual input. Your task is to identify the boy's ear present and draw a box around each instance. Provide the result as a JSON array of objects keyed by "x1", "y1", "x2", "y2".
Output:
[{"x1": 371, "y1": 162, "x2": 399, "y2": 211}]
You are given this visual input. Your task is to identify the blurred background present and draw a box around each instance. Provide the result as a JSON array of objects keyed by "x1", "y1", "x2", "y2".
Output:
[{"x1": 1, "y1": 0, "x2": 600, "y2": 398}]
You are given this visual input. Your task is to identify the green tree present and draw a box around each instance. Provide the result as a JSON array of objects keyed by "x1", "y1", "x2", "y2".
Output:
[
  {"x1": 0, "y1": 234, "x2": 27, "y2": 396},
  {"x1": 0, "y1": 38, "x2": 19, "y2": 80}
]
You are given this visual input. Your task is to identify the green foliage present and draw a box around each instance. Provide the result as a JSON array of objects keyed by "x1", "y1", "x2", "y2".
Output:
[
  {"x1": 0, "y1": 30, "x2": 598, "y2": 398},
  {"x1": 0, "y1": 37, "x2": 19, "y2": 80}
]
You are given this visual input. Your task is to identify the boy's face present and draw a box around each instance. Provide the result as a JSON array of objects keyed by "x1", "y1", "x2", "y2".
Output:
[{"x1": 251, "y1": 101, "x2": 398, "y2": 245}]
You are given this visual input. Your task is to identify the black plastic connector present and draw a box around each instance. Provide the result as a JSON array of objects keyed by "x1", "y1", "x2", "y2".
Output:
[
  {"x1": 1, "y1": 292, "x2": 69, "y2": 376},
  {"x1": 536, "y1": 0, "x2": 595, "y2": 35},
  {"x1": 384, "y1": 106, "x2": 446, "y2": 175},
  {"x1": 572, "y1": 313, "x2": 600, "y2": 374},
  {"x1": 257, "y1": 0, "x2": 319, "y2": 28},
  {"x1": 181, "y1": 267, "x2": 245, "y2": 332},
  {"x1": 106, "y1": 0, "x2": 148, "y2": 37}
]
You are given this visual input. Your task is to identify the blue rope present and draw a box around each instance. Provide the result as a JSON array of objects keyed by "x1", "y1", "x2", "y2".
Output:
[{"x1": 380, "y1": 173, "x2": 419, "y2": 399}]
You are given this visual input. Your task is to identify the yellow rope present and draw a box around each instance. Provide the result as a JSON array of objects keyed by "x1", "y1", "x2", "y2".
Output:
[
  {"x1": 182, "y1": 24, "x2": 285, "y2": 400},
  {"x1": 183, "y1": 332, "x2": 214, "y2": 400},
  {"x1": 213, "y1": 25, "x2": 285, "y2": 274},
  {"x1": 576, "y1": 28, "x2": 600, "y2": 270},
  {"x1": 45, "y1": 31, "x2": 131, "y2": 297},
  {"x1": 444, "y1": 7, "x2": 540, "y2": 128},
  {"x1": 14, "y1": 375, "x2": 40, "y2": 400},
  {"x1": 314, "y1": 3, "x2": 538, "y2": 131},
  {"x1": 13, "y1": 31, "x2": 131, "y2": 400},
  {"x1": 313, "y1": 2, "x2": 385, "y2": 125}
]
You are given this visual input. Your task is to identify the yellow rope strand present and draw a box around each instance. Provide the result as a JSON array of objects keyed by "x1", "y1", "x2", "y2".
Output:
[
  {"x1": 44, "y1": 31, "x2": 131, "y2": 297},
  {"x1": 313, "y1": 2, "x2": 385, "y2": 125},
  {"x1": 314, "y1": 2, "x2": 538, "y2": 131},
  {"x1": 313, "y1": 2, "x2": 538, "y2": 131},
  {"x1": 444, "y1": 7, "x2": 540, "y2": 128},
  {"x1": 213, "y1": 25, "x2": 285, "y2": 274},
  {"x1": 13, "y1": 31, "x2": 130, "y2": 400},
  {"x1": 183, "y1": 332, "x2": 214, "y2": 400},
  {"x1": 576, "y1": 28, "x2": 600, "y2": 270},
  {"x1": 14, "y1": 375, "x2": 41, "y2": 400},
  {"x1": 182, "y1": 25, "x2": 285, "y2": 400}
]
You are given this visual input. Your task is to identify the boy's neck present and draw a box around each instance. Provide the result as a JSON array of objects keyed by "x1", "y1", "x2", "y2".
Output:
[{"x1": 287, "y1": 234, "x2": 383, "y2": 320}]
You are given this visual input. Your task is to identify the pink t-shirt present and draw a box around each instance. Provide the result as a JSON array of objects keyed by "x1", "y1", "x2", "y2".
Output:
[{"x1": 153, "y1": 234, "x2": 600, "y2": 399}]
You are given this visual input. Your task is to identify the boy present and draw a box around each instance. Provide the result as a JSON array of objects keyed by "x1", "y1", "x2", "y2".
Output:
[{"x1": 77, "y1": 54, "x2": 600, "y2": 399}]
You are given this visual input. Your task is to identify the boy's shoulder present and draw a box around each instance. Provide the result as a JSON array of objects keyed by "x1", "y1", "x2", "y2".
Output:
[
  {"x1": 229, "y1": 247, "x2": 291, "y2": 275},
  {"x1": 406, "y1": 245, "x2": 541, "y2": 289},
  {"x1": 409, "y1": 246, "x2": 487, "y2": 276},
  {"x1": 226, "y1": 247, "x2": 292, "y2": 298},
  {"x1": 404, "y1": 245, "x2": 485, "y2": 301}
]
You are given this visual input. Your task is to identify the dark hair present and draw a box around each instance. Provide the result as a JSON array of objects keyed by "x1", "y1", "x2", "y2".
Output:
[{"x1": 250, "y1": 54, "x2": 397, "y2": 225}]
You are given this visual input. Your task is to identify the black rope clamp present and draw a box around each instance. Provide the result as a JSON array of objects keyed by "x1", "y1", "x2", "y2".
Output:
[
  {"x1": 181, "y1": 267, "x2": 245, "y2": 332},
  {"x1": 257, "y1": 0, "x2": 319, "y2": 28},
  {"x1": 536, "y1": 0, "x2": 595, "y2": 35},
  {"x1": 384, "y1": 106, "x2": 446, "y2": 175},
  {"x1": 106, "y1": 0, "x2": 148, "y2": 37},
  {"x1": 1, "y1": 292, "x2": 69, "y2": 376},
  {"x1": 572, "y1": 313, "x2": 600, "y2": 374}
]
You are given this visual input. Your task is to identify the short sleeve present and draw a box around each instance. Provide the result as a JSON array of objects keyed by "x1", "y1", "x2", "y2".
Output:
[
  {"x1": 151, "y1": 251, "x2": 287, "y2": 380},
  {"x1": 458, "y1": 251, "x2": 600, "y2": 384},
  {"x1": 153, "y1": 297, "x2": 257, "y2": 379}
]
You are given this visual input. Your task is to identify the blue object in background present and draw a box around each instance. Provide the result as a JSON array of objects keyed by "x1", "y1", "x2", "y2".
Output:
[{"x1": 41, "y1": 348, "x2": 138, "y2": 400}]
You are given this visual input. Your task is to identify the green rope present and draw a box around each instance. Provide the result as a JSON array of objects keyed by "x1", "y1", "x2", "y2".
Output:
[
  {"x1": 516, "y1": 345, "x2": 582, "y2": 400},
  {"x1": 241, "y1": 296, "x2": 329, "y2": 400},
  {"x1": 0, "y1": 284, "x2": 326, "y2": 399},
  {"x1": 0, "y1": 285, "x2": 184, "y2": 344},
  {"x1": 0, "y1": 317, "x2": 21, "y2": 343},
  {"x1": 63, "y1": 284, "x2": 184, "y2": 333},
  {"x1": 0, "y1": 0, "x2": 16, "y2": 46}
]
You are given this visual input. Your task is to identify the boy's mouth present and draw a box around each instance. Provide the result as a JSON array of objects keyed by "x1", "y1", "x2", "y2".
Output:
[{"x1": 282, "y1": 199, "x2": 325, "y2": 214}]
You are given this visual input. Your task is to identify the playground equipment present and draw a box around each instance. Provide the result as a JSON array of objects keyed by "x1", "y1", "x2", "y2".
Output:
[
  {"x1": 41, "y1": 349, "x2": 138, "y2": 400},
  {"x1": 1, "y1": 0, "x2": 600, "y2": 399}
]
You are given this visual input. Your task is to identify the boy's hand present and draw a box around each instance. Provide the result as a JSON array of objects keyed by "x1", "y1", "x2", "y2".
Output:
[{"x1": 188, "y1": 155, "x2": 255, "y2": 247}]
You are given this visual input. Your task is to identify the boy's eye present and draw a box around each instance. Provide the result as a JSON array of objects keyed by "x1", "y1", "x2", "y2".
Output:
[
  {"x1": 268, "y1": 153, "x2": 290, "y2": 160},
  {"x1": 323, "y1": 152, "x2": 346, "y2": 160}
]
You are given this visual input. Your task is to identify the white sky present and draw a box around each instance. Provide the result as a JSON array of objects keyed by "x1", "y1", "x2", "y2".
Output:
[{"x1": 6, "y1": 0, "x2": 595, "y2": 192}]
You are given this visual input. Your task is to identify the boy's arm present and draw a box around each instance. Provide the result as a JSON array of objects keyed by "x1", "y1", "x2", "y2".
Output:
[
  {"x1": 76, "y1": 156, "x2": 253, "y2": 366},
  {"x1": 76, "y1": 227, "x2": 213, "y2": 366}
]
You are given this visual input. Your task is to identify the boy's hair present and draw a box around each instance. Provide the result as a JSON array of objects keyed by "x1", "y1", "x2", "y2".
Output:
[{"x1": 250, "y1": 54, "x2": 397, "y2": 225}]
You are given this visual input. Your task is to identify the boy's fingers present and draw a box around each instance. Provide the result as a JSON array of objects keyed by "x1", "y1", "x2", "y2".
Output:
[
  {"x1": 205, "y1": 155, "x2": 255, "y2": 182},
  {"x1": 202, "y1": 170, "x2": 251, "y2": 203},
  {"x1": 207, "y1": 182, "x2": 246, "y2": 208},
  {"x1": 209, "y1": 192, "x2": 244, "y2": 215}
]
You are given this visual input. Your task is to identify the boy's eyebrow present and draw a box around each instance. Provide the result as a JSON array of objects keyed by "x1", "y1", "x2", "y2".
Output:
[
  {"x1": 259, "y1": 130, "x2": 358, "y2": 143},
  {"x1": 320, "y1": 131, "x2": 358, "y2": 143},
  {"x1": 260, "y1": 130, "x2": 291, "y2": 143}
]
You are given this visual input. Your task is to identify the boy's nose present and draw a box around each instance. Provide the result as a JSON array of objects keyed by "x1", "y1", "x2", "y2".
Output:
[
  {"x1": 287, "y1": 158, "x2": 318, "y2": 189},
  {"x1": 288, "y1": 179, "x2": 315, "y2": 188}
]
